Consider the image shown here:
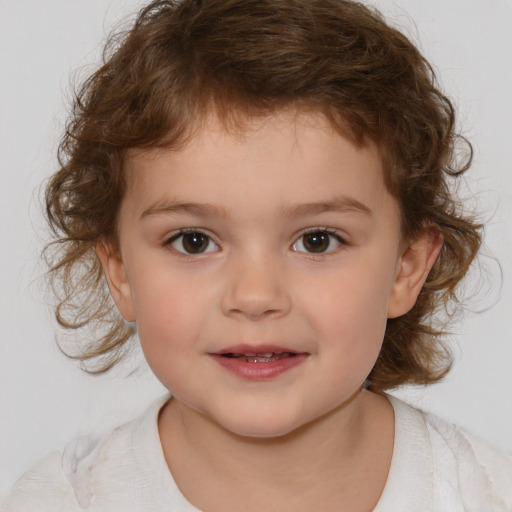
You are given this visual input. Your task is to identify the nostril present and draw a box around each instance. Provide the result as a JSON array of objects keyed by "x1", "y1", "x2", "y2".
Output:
[{"x1": 228, "y1": 305, "x2": 287, "y2": 320}]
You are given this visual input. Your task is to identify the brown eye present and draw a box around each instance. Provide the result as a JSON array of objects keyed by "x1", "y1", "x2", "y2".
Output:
[
  {"x1": 182, "y1": 233, "x2": 208, "y2": 253},
  {"x1": 303, "y1": 232, "x2": 330, "y2": 252},
  {"x1": 170, "y1": 231, "x2": 218, "y2": 254},
  {"x1": 292, "y1": 230, "x2": 343, "y2": 254}
]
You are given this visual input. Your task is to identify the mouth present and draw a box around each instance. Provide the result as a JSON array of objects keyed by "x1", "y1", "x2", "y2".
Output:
[
  {"x1": 220, "y1": 352, "x2": 300, "y2": 363},
  {"x1": 209, "y1": 345, "x2": 308, "y2": 380}
]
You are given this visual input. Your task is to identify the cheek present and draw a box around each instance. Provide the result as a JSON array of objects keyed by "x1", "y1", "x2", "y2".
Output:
[
  {"x1": 133, "y1": 283, "x2": 212, "y2": 397},
  {"x1": 299, "y1": 260, "x2": 394, "y2": 351},
  {"x1": 303, "y1": 280, "x2": 390, "y2": 394},
  {"x1": 131, "y1": 273, "x2": 215, "y2": 360}
]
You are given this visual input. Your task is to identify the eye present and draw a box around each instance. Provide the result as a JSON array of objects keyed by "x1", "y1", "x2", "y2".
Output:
[
  {"x1": 292, "y1": 230, "x2": 344, "y2": 254},
  {"x1": 168, "y1": 231, "x2": 219, "y2": 255}
]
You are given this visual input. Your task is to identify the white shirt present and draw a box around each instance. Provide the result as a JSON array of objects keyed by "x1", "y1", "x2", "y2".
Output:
[{"x1": 3, "y1": 395, "x2": 512, "y2": 511}]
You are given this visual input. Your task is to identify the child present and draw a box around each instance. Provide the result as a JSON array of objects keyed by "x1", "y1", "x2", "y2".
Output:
[{"x1": 4, "y1": 0, "x2": 512, "y2": 510}]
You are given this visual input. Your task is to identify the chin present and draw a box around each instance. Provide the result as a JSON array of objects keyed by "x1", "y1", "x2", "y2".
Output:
[
  {"x1": 230, "y1": 423, "x2": 298, "y2": 439},
  {"x1": 217, "y1": 410, "x2": 306, "y2": 440}
]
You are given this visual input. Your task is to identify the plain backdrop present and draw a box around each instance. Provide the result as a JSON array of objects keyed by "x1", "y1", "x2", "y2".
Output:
[{"x1": 1, "y1": 0, "x2": 511, "y2": 492}]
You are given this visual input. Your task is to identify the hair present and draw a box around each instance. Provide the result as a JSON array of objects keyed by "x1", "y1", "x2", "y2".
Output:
[{"x1": 45, "y1": 0, "x2": 481, "y2": 391}]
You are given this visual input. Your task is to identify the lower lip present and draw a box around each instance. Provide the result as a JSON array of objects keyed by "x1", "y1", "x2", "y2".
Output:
[{"x1": 209, "y1": 354, "x2": 308, "y2": 380}]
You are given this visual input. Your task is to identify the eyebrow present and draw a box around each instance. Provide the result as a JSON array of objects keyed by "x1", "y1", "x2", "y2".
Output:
[
  {"x1": 140, "y1": 196, "x2": 372, "y2": 220},
  {"x1": 140, "y1": 201, "x2": 229, "y2": 220},
  {"x1": 281, "y1": 196, "x2": 373, "y2": 219}
]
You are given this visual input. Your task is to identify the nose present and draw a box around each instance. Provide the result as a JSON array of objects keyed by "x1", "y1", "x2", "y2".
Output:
[{"x1": 220, "y1": 253, "x2": 292, "y2": 320}]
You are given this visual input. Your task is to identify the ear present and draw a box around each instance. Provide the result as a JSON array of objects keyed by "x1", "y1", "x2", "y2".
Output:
[
  {"x1": 387, "y1": 227, "x2": 443, "y2": 319},
  {"x1": 96, "y1": 240, "x2": 136, "y2": 322}
]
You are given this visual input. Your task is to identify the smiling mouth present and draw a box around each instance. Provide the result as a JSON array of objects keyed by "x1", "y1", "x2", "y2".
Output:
[
  {"x1": 221, "y1": 352, "x2": 299, "y2": 363},
  {"x1": 210, "y1": 348, "x2": 308, "y2": 380}
]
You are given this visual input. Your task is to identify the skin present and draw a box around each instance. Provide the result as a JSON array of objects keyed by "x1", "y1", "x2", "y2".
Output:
[{"x1": 98, "y1": 110, "x2": 441, "y2": 511}]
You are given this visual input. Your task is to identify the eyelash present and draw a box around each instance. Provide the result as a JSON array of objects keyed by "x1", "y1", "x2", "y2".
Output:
[
  {"x1": 291, "y1": 228, "x2": 347, "y2": 256},
  {"x1": 163, "y1": 227, "x2": 348, "y2": 258},
  {"x1": 164, "y1": 229, "x2": 220, "y2": 258}
]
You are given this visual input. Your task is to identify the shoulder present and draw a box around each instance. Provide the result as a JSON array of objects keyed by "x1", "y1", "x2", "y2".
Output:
[
  {"x1": 390, "y1": 396, "x2": 512, "y2": 511},
  {"x1": 2, "y1": 396, "x2": 171, "y2": 512},
  {"x1": 424, "y1": 409, "x2": 512, "y2": 508},
  {"x1": 3, "y1": 431, "x2": 120, "y2": 512},
  {"x1": 2, "y1": 448, "x2": 78, "y2": 512}
]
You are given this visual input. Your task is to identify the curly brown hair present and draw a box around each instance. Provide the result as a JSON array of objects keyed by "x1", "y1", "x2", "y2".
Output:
[{"x1": 45, "y1": 0, "x2": 481, "y2": 391}]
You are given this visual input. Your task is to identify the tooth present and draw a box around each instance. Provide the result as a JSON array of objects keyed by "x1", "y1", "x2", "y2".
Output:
[{"x1": 261, "y1": 353, "x2": 273, "y2": 358}]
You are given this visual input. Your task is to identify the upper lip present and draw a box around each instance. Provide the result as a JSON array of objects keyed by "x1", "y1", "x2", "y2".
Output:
[{"x1": 211, "y1": 344, "x2": 304, "y2": 356}]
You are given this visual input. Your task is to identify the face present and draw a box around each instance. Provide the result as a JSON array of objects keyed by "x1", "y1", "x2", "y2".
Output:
[{"x1": 100, "y1": 111, "x2": 436, "y2": 438}]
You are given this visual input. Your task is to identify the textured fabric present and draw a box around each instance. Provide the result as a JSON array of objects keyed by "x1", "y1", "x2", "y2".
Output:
[
  {"x1": 374, "y1": 398, "x2": 512, "y2": 511},
  {"x1": 3, "y1": 395, "x2": 512, "y2": 511}
]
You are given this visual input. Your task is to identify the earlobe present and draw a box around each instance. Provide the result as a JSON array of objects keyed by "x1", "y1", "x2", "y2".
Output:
[
  {"x1": 387, "y1": 227, "x2": 443, "y2": 319},
  {"x1": 96, "y1": 240, "x2": 136, "y2": 322}
]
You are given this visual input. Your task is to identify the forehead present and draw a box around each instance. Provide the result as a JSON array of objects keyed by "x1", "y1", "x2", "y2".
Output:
[{"x1": 122, "y1": 110, "x2": 395, "y2": 222}]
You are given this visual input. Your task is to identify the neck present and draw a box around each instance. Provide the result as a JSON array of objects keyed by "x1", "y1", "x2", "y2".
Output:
[{"x1": 158, "y1": 390, "x2": 394, "y2": 512}]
